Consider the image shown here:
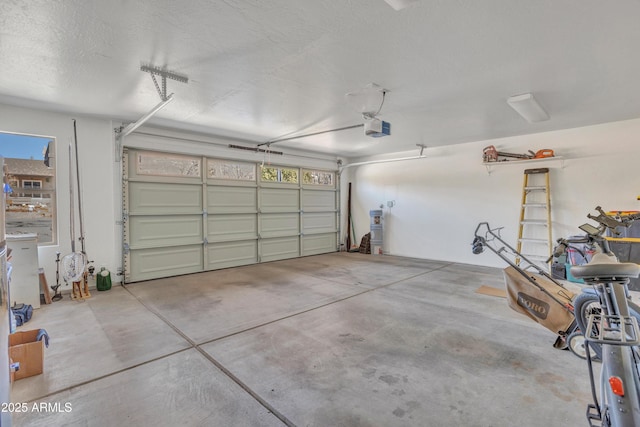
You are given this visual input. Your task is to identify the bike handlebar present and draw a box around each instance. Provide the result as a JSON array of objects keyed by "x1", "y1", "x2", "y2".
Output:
[
  {"x1": 586, "y1": 206, "x2": 640, "y2": 233},
  {"x1": 551, "y1": 207, "x2": 640, "y2": 259}
]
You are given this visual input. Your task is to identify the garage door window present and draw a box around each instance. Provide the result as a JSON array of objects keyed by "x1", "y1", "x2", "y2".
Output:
[
  {"x1": 136, "y1": 151, "x2": 201, "y2": 178},
  {"x1": 302, "y1": 169, "x2": 334, "y2": 186},
  {"x1": 207, "y1": 159, "x2": 255, "y2": 181},
  {"x1": 260, "y1": 166, "x2": 298, "y2": 183}
]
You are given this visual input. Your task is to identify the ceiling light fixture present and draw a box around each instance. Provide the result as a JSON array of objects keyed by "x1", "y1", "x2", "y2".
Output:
[
  {"x1": 383, "y1": 0, "x2": 420, "y2": 11},
  {"x1": 507, "y1": 93, "x2": 549, "y2": 123}
]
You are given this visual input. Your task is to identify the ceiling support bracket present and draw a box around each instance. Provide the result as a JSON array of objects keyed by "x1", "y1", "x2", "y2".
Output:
[
  {"x1": 113, "y1": 64, "x2": 189, "y2": 162},
  {"x1": 140, "y1": 64, "x2": 189, "y2": 102}
]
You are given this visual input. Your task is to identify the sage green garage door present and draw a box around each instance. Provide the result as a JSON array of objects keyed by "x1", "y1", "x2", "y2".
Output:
[{"x1": 123, "y1": 150, "x2": 337, "y2": 283}]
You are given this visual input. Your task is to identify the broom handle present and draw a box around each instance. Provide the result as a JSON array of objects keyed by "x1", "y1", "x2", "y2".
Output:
[{"x1": 68, "y1": 144, "x2": 76, "y2": 253}]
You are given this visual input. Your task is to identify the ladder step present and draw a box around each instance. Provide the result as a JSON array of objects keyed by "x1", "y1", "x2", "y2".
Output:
[
  {"x1": 519, "y1": 238, "x2": 549, "y2": 244},
  {"x1": 520, "y1": 220, "x2": 548, "y2": 225},
  {"x1": 517, "y1": 168, "x2": 552, "y2": 268},
  {"x1": 524, "y1": 168, "x2": 550, "y2": 174}
]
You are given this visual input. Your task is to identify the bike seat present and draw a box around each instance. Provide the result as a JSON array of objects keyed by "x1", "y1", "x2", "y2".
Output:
[{"x1": 571, "y1": 253, "x2": 640, "y2": 280}]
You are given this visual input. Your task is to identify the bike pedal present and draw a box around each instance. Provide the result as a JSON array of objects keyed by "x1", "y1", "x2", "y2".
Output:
[{"x1": 586, "y1": 403, "x2": 602, "y2": 427}]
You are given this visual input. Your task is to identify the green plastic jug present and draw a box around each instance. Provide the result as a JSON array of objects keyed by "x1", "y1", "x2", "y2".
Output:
[{"x1": 96, "y1": 267, "x2": 112, "y2": 291}]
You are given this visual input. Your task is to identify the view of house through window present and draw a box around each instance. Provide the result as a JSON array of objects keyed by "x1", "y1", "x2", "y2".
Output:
[{"x1": 0, "y1": 132, "x2": 56, "y2": 245}]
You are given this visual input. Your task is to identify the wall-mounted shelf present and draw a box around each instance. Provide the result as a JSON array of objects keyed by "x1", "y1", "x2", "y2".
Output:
[{"x1": 483, "y1": 156, "x2": 564, "y2": 174}]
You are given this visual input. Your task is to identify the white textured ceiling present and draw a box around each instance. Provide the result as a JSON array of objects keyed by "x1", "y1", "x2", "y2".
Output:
[{"x1": 1, "y1": 0, "x2": 640, "y2": 158}]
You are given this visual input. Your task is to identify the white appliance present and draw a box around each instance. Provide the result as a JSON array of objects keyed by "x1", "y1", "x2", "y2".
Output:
[
  {"x1": 6, "y1": 233, "x2": 39, "y2": 309},
  {"x1": 1, "y1": 157, "x2": 11, "y2": 426}
]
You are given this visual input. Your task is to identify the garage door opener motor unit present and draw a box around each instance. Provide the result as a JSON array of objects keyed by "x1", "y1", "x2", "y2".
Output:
[{"x1": 364, "y1": 118, "x2": 391, "y2": 138}]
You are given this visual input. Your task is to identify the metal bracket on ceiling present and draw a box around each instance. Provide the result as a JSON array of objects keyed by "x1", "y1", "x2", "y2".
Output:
[
  {"x1": 140, "y1": 64, "x2": 189, "y2": 102},
  {"x1": 417, "y1": 144, "x2": 426, "y2": 156},
  {"x1": 113, "y1": 65, "x2": 188, "y2": 162}
]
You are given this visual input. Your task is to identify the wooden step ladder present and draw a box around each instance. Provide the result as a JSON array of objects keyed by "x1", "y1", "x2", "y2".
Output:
[{"x1": 516, "y1": 168, "x2": 552, "y2": 268}]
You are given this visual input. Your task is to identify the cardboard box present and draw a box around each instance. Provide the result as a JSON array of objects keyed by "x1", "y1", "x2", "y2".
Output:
[{"x1": 9, "y1": 329, "x2": 44, "y2": 380}]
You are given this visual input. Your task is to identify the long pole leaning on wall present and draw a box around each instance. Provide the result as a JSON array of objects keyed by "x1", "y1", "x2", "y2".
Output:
[
  {"x1": 336, "y1": 144, "x2": 427, "y2": 251},
  {"x1": 73, "y1": 120, "x2": 94, "y2": 287}
]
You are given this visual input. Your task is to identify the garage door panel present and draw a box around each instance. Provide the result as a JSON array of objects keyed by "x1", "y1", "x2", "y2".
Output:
[
  {"x1": 130, "y1": 215, "x2": 203, "y2": 247},
  {"x1": 208, "y1": 214, "x2": 257, "y2": 242},
  {"x1": 207, "y1": 240, "x2": 258, "y2": 270},
  {"x1": 260, "y1": 213, "x2": 299, "y2": 238},
  {"x1": 302, "y1": 233, "x2": 337, "y2": 256},
  {"x1": 260, "y1": 188, "x2": 299, "y2": 212},
  {"x1": 208, "y1": 186, "x2": 257, "y2": 213},
  {"x1": 125, "y1": 150, "x2": 337, "y2": 282},
  {"x1": 302, "y1": 212, "x2": 336, "y2": 234},
  {"x1": 130, "y1": 182, "x2": 202, "y2": 215},
  {"x1": 130, "y1": 245, "x2": 203, "y2": 281},
  {"x1": 302, "y1": 190, "x2": 335, "y2": 211},
  {"x1": 260, "y1": 236, "x2": 300, "y2": 262}
]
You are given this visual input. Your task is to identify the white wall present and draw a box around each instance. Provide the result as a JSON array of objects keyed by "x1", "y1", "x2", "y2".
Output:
[
  {"x1": 3, "y1": 101, "x2": 639, "y2": 286},
  {"x1": 342, "y1": 118, "x2": 640, "y2": 268},
  {"x1": 0, "y1": 104, "x2": 117, "y2": 290}
]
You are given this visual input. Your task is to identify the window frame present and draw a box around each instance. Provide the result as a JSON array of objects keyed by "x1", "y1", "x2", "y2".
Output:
[{"x1": 1, "y1": 132, "x2": 57, "y2": 246}]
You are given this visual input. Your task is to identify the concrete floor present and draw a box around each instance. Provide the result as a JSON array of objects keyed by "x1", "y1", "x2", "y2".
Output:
[{"x1": 11, "y1": 253, "x2": 593, "y2": 426}]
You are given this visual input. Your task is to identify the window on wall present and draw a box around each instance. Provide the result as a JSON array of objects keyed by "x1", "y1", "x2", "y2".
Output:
[
  {"x1": 23, "y1": 180, "x2": 43, "y2": 197},
  {"x1": 0, "y1": 132, "x2": 56, "y2": 245},
  {"x1": 260, "y1": 166, "x2": 299, "y2": 183}
]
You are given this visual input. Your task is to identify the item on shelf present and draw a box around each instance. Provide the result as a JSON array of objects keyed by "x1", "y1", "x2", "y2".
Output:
[{"x1": 482, "y1": 145, "x2": 554, "y2": 163}]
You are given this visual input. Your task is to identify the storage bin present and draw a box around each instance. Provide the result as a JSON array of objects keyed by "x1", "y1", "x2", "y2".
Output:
[
  {"x1": 606, "y1": 211, "x2": 640, "y2": 238},
  {"x1": 565, "y1": 263, "x2": 584, "y2": 284},
  {"x1": 551, "y1": 262, "x2": 566, "y2": 280},
  {"x1": 610, "y1": 240, "x2": 640, "y2": 291}
]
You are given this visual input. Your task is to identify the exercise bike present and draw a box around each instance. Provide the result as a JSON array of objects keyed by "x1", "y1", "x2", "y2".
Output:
[{"x1": 556, "y1": 208, "x2": 640, "y2": 426}]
